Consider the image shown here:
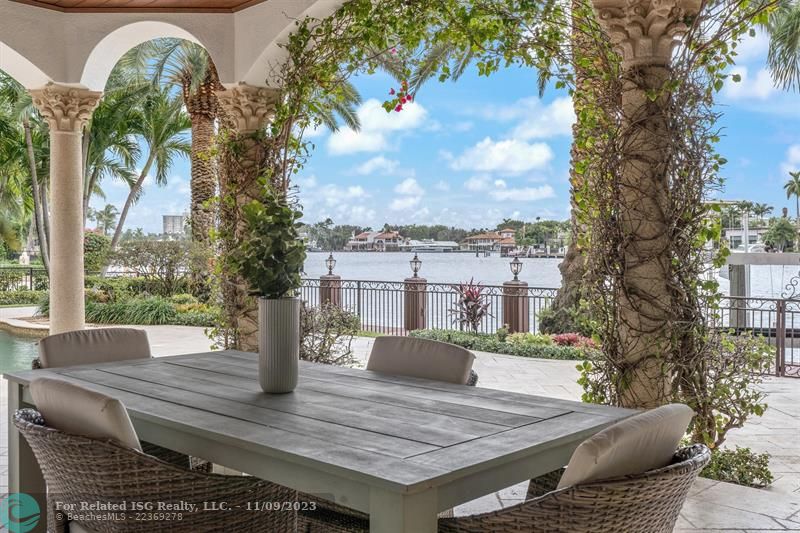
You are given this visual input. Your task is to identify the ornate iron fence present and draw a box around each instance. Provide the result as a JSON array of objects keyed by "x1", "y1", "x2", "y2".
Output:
[
  {"x1": 0, "y1": 267, "x2": 139, "y2": 292},
  {"x1": 299, "y1": 279, "x2": 557, "y2": 335},
  {"x1": 300, "y1": 279, "x2": 800, "y2": 377}
]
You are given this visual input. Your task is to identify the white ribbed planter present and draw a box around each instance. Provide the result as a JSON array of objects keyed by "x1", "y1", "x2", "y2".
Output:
[{"x1": 258, "y1": 297, "x2": 300, "y2": 393}]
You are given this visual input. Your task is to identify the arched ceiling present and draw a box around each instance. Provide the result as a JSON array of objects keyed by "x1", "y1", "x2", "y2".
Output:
[{"x1": 10, "y1": 0, "x2": 268, "y2": 12}]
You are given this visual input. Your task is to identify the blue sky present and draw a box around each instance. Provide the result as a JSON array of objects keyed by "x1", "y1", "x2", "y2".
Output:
[{"x1": 91, "y1": 30, "x2": 800, "y2": 233}]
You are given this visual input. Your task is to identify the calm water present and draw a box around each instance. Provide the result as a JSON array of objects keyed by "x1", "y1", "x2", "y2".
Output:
[
  {"x1": 0, "y1": 329, "x2": 38, "y2": 375},
  {"x1": 305, "y1": 251, "x2": 800, "y2": 299}
]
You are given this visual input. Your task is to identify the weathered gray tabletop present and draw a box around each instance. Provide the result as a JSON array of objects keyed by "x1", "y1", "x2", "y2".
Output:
[{"x1": 5, "y1": 350, "x2": 634, "y2": 532}]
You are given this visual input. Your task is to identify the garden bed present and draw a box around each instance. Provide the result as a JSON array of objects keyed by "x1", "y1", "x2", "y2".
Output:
[{"x1": 408, "y1": 329, "x2": 598, "y2": 360}]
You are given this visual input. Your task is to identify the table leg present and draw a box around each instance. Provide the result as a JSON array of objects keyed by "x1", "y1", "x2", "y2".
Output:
[
  {"x1": 369, "y1": 487, "x2": 437, "y2": 533},
  {"x1": 8, "y1": 382, "x2": 46, "y2": 525}
]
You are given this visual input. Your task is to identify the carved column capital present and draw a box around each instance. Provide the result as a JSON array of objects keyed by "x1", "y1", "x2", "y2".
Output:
[
  {"x1": 217, "y1": 83, "x2": 281, "y2": 133},
  {"x1": 30, "y1": 83, "x2": 102, "y2": 133},
  {"x1": 592, "y1": 0, "x2": 701, "y2": 68}
]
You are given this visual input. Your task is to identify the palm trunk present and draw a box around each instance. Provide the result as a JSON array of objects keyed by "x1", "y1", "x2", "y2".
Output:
[
  {"x1": 183, "y1": 58, "x2": 221, "y2": 301},
  {"x1": 23, "y1": 118, "x2": 49, "y2": 273},
  {"x1": 110, "y1": 152, "x2": 155, "y2": 251},
  {"x1": 189, "y1": 113, "x2": 216, "y2": 245},
  {"x1": 40, "y1": 183, "x2": 50, "y2": 248},
  {"x1": 83, "y1": 167, "x2": 100, "y2": 229},
  {"x1": 615, "y1": 65, "x2": 674, "y2": 408}
]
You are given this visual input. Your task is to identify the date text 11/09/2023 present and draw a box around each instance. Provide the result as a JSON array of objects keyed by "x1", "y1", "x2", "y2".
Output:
[{"x1": 54, "y1": 500, "x2": 319, "y2": 513}]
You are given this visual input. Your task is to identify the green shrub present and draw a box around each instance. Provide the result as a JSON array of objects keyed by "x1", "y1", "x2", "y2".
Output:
[
  {"x1": 170, "y1": 293, "x2": 198, "y2": 305},
  {"x1": 0, "y1": 289, "x2": 45, "y2": 306},
  {"x1": 0, "y1": 269, "x2": 24, "y2": 291},
  {"x1": 86, "y1": 297, "x2": 178, "y2": 325},
  {"x1": 539, "y1": 307, "x2": 593, "y2": 337},
  {"x1": 84, "y1": 232, "x2": 111, "y2": 271},
  {"x1": 409, "y1": 329, "x2": 591, "y2": 360},
  {"x1": 301, "y1": 303, "x2": 360, "y2": 366},
  {"x1": 172, "y1": 310, "x2": 219, "y2": 327},
  {"x1": 701, "y1": 447, "x2": 773, "y2": 488},
  {"x1": 507, "y1": 332, "x2": 553, "y2": 346}
]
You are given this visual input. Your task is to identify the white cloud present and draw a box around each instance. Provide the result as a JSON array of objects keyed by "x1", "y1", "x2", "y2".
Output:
[
  {"x1": 461, "y1": 96, "x2": 574, "y2": 140},
  {"x1": 394, "y1": 178, "x2": 424, "y2": 196},
  {"x1": 354, "y1": 155, "x2": 399, "y2": 175},
  {"x1": 390, "y1": 196, "x2": 422, "y2": 211},
  {"x1": 451, "y1": 137, "x2": 554, "y2": 175},
  {"x1": 465, "y1": 175, "x2": 490, "y2": 191},
  {"x1": 781, "y1": 144, "x2": 800, "y2": 177},
  {"x1": 490, "y1": 185, "x2": 555, "y2": 202},
  {"x1": 725, "y1": 67, "x2": 775, "y2": 101},
  {"x1": 434, "y1": 180, "x2": 451, "y2": 191},
  {"x1": 510, "y1": 97, "x2": 575, "y2": 140},
  {"x1": 733, "y1": 30, "x2": 769, "y2": 63},
  {"x1": 328, "y1": 99, "x2": 428, "y2": 155}
]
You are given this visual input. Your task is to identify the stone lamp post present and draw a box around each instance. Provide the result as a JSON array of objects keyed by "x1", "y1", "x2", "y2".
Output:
[
  {"x1": 320, "y1": 252, "x2": 342, "y2": 307},
  {"x1": 503, "y1": 257, "x2": 530, "y2": 333},
  {"x1": 404, "y1": 253, "x2": 427, "y2": 332}
]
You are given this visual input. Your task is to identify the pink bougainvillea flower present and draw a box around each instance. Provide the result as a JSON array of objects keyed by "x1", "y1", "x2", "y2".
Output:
[
  {"x1": 406, "y1": 94, "x2": 413, "y2": 102},
  {"x1": 395, "y1": 104, "x2": 403, "y2": 112},
  {"x1": 390, "y1": 47, "x2": 397, "y2": 55},
  {"x1": 389, "y1": 88, "x2": 396, "y2": 95}
]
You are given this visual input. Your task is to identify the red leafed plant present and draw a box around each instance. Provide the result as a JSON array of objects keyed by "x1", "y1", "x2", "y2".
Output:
[
  {"x1": 450, "y1": 278, "x2": 492, "y2": 334},
  {"x1": 552, "y1": 333, "x2": 596, "y2": 349}
]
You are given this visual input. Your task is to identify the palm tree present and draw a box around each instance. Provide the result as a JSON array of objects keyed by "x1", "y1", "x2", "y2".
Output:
[
  {"x1": 89, "y1": 204, "x2": 119, "y2": 236},
  {"x1": 110, "y1": 89, "x2": 191, "y2": 250},
  {"x1": 752, "y1": 203, "x2": 773, "y2": 226},
  {"x1": 767, "y1": 1, "x2": 800, "y2": 91},
  {"x1": 139, "y1": 38, "x2": 222, "y2": 247},
  {"x1": 0, "y1": 73, "x2": 51, "y2": 271},
  {"x1": 785, "y1": 171, "x2": 800, "y2": 246}
]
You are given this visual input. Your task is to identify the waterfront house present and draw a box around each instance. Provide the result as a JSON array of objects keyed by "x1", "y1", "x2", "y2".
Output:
[
  {"x1": 346, "y1": 230, "x2": 404, "y2": 251},
  {"x1": 461, "y1": 229, "x2": 516, "y2": 253}
]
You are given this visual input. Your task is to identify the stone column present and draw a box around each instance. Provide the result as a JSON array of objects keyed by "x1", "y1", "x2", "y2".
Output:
[
  {"x1": 502, "y1": 280, "x2": 530, "y2": 333},
  {"x1": 592, "y1": 0, "x2": 701, "y2": 407},
  {"x1": 404, "y1": 277, "x2": 427, "y2": 332},
  {"x1": 217, "y1": 83, "x2": 280, "y2": 352},
  {"x1": 31, "y1": 84, "x2": 101, "y2": 334}
]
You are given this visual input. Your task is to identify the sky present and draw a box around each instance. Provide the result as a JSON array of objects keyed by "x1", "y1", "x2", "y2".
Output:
[{"x1": 90, "y1": 30, "x2": 800, "y2": 234}]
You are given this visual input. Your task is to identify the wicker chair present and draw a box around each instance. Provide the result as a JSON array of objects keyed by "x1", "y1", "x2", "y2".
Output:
[
  {"x1": 297, "y1": 445, "x2": 710, "y2": 533},
  {"x1": 13, "y1": 408, "x2": 299, "y2": 533},
  {"x1": 32, "y1": 328, "x2": 211, "y2": 473}
]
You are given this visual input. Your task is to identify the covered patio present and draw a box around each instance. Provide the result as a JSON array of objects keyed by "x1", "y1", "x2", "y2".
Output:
[{"x1": 0, "y1": 0, "x2": 342, "y2": 334}]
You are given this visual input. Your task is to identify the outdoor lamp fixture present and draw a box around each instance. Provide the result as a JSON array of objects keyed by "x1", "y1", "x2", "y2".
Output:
[
  {"x1": 325, "y1": 252, "x2": 337, "y2": 275},
  {"x1": 510, "y1": 257, "x2": 523, "y2": 281},
  {"x1": 410, "y1": 253, "x2": 422, "y2": 278}
]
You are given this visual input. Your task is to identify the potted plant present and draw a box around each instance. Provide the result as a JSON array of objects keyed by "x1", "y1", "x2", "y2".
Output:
[{"x1": 232, "y1": 186, "x2": 306, "y2": 393}]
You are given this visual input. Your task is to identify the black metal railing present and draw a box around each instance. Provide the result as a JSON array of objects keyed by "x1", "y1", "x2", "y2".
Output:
[
  {"x1": 300, "y1": 279, "x2": 800, "y2": 378},
  {"x1": 0, "y1": 267, "x2": 140, "y2": 292}
]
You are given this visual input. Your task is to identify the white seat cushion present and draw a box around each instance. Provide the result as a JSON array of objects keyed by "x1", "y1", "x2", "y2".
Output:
[
  {"x1": 557, "y1": 403, "x2": 694, "y2": 489},
  {"x1": 38, "y1": 328, "x2": 151, "y2": 368},
  {"x1": 366, "y1": 336, "x2": 475, "y2": 385},
  {"x1": 30, "y1": 376, "x2": 142, "y2": 451}
]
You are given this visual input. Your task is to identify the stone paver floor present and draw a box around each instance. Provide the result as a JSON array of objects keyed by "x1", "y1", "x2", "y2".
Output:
[{"x1": 0, "y1": 323, "x2": 798, "y2": 532}]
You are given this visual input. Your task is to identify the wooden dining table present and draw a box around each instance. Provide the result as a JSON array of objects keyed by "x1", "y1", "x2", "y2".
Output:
[{"x1": 5, "y1": 350, "x2": 635, "y2": 532}]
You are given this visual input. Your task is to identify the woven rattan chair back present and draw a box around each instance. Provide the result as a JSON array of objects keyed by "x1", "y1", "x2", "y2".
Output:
[{"x1": 13, "y1": 409, "x2": 298, "y2": 533}]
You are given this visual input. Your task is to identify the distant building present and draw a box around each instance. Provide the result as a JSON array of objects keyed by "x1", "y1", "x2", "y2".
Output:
[
  {"x1": 345, "y1": 230, "x2": 403, "y2": 251},
  {"x1": 725, "y1": 227, "x2": 767, "y2": 249},
  {"x1": 162, "y1": 215, "x2": 186, "y2": 236},
  {"x1": 461, "y1": 229, "x2": 516, "y2": 253}
]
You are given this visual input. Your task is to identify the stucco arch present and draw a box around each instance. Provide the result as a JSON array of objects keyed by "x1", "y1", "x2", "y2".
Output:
[
  {"x1": 0, "y1": 41, "x2": 52, "y2": 89},
  {"x1": 81, "y1": 21, "x2": 212, "y2": 91}
]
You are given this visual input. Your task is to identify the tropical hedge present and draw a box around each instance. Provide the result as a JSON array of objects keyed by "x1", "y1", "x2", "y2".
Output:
[{"x1": 408, "y1": 329, "x2": 598, "y2": 360}]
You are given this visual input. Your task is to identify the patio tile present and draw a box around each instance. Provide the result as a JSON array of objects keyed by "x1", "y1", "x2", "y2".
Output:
[
  {"x1": 681, "y1": 498, "x2": 788, "y2": 529},
  {"x1": 693, "y1": 480, "x2": 800, "y2": 519}
]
